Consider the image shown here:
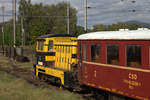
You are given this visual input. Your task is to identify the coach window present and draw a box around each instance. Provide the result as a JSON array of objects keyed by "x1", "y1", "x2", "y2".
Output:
[
  {"x1": 91, "y1": 44, "x2": 100, "y2": 62},
  {"x1": 107, "y1": 44, "x2": 119, "y2": 65},
  {"x1": 38, "y1": 40, "x2": 44, "y2": 51},
  {"x1": 48, "y1": 40, "x2": 53, "y2": 51},
  {"x1": 83, "y1": 44, "x2": 87, "y2": 60},
  {"x1": 126, "y1": 45, "x2": 141, "y2": 68}
]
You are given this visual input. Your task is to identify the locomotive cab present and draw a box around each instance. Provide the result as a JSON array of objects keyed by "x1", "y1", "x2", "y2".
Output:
[
  {"x1": 34, "y1": 34, "x2": 78, "y2": 88},
  {"x1": 36, "y1": 38, "x2": 55, "y2": 67}
]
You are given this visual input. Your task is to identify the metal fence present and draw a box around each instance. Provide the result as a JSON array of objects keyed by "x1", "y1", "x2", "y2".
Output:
[{"x1": 0, "y1": 45, "x2": 35, "y2": 63}]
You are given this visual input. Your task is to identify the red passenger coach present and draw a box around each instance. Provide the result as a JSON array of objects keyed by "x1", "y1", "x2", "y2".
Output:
[{"x1": 77, "y1": 29, "x2": 150, "y2": 99}]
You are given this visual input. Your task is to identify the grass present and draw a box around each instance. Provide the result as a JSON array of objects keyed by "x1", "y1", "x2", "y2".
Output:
[
  {"x1": 0, "y1": 54, "x2": 10, "y2": 68},
  {"x1": 15, "y1": 61, "x2": 34, "y2": 71},
  {"x1": 0, "y1": 54, "x2": 84, "y2": 100},
  {"x1": 15, "y1": 46, "x2": 35, "y2": 71},
  {"x1": 0, "y1": 71, "x2": 83, "y2": 100}
]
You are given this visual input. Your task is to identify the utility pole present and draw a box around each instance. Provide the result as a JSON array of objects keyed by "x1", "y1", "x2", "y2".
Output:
[
  {"x1": 1, "y1": 6, "x2": 5, "y2": 56},
  {"x1": 2, "y1": 6, "x2": 5, "y2": 46},
  {"x1": 21, "y1": 17, "x2": 24, "y2": 46},
  {"x1": 12, "y1": 0, "x2": 16, "y2": 47},
  {"x1": 67, "y1": 0, "x2": 70, "y2": 34},
  {"x1": 84, "y1": 0, "x2": 87, "y2": 32}
]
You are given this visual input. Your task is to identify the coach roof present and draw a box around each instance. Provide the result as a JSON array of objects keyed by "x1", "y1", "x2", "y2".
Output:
[
  {"x1": 78, "y1": 29, "x2": 150, "y2": 40},
  {"x1": 38, "y1": 34, "x2": 76, "y2": 38}
]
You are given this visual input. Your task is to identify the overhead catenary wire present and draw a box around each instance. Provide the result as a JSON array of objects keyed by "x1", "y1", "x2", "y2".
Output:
[
  {"x1": 1, "y1": 0, "x2": 150, "y2": 28},
  {"x1": 80, "y1": 0, "x2": 150, "y2": 27}
]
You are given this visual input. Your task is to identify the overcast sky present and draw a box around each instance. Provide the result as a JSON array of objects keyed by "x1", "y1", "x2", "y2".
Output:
[{"x1": 0, "y1": 0, "x2": 150, "y2": 28}]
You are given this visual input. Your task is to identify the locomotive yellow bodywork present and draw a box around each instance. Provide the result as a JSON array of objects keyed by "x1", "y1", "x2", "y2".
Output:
[{"x1": 34, "y1": 34, "x2": 77, "y2": 86}]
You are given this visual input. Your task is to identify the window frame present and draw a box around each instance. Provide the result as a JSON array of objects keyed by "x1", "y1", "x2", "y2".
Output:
[
  {"x1": 38, "y1": 40, "x2": 44, "y2": 51},
  {"x1": 83, "y1": 44, "x2": 87, "y2": 61},
  {"x1": 90, "y1": 44, "x2": 101, "y2": 63},
  {"x1": 126, "y1": 45, "x2": 141, "y2": 68},
  {"x1": 48, "y1": 40, "x2": 53, "y2": 51},
  {"x1": 106, "y1": 44, "x2": 119, "y2": 65}
]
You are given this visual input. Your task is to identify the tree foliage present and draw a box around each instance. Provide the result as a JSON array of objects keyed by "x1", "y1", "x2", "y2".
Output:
[
  {"x1": 18, "y1": 0, "x2": 77, "y2": 44},
  {"x1": 0, "y1": 0, "x2": 78, "y2": 46},
  {"x1": 93, "y1": 24, "x2": 106, "y2": 32},
  {"x1": 89, "y1": 22, "x2": 142, "y2": 32}
]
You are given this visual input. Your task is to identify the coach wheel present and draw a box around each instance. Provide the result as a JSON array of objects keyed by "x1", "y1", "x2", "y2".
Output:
[{"x1": 108, "y1": 94, "x2": 127, "y2": 100}]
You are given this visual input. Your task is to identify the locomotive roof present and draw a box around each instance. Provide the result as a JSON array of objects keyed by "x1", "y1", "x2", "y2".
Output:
[
  {"x1": 38, "y1": 34, "x2": 76, "y2": 38},
  {"x1": 78, "y1": 29, "x2": 150, "y2": 40}
]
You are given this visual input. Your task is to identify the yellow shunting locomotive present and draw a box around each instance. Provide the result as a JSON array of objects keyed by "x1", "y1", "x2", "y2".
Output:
[{"x1": 34, "y1": 34, "x2": 78, "y2": 87}]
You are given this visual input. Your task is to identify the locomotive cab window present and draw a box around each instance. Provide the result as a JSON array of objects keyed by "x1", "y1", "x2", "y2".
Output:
[
  {"x1": 126, "y1": 45, "x2": 141, "y2": 68},
  {"x1": 107, "y1": 44, "x2": 119, "y2": 65},
  {"x1": 48, "y1": 40, "x2": 53, "y2": 51},
  {"x1": 38, "y1": 40, "x2": 44, "y2": 51},
  {"x1": 91, "y1": 44, "x2": 100, "y2": 62}
]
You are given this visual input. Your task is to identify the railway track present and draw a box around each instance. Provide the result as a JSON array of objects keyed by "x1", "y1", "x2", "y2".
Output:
[
  {"x1": 0, "y1": 59, "x2": 57, "y2": 89},
  {"x1": 0, "y1": 58, "x2": 100, "y2": 100},
  {"x1": 0, "y1": 57, "x2": 133, "y2": 100}
]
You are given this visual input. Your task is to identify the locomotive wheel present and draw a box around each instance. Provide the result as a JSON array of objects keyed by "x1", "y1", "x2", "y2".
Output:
[{"x1": 38, "y1": 73, "x2": 46, "y2": 81}]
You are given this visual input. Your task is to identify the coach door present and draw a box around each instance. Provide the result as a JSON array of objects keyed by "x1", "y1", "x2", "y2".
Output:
[
  {"x1": 79, "y1": 43, "x2": 84, "y2": 81},
  {"x1": 79, "y1": 42, "x2": 88, "y2": 82}
]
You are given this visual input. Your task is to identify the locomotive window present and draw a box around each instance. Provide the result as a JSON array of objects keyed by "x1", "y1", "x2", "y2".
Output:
[
  {"x1": 126, "y1": 45, "x2": 141, "y2": 68},
  {"x1": 38, "y1": 40, "x2": 44, "y2": 51},
  {"x1": 83, "y1": 44, "x2": 87, "y2": 60},
  {"x1": 91, "y1": 44, "x2": 100, "y2": 62},
  {"x1": 48, "y1": 40, "x2": 53, "y2": 51},
  {"x1": 107, "y1": 45, "x2": 119, "y2": 65}
]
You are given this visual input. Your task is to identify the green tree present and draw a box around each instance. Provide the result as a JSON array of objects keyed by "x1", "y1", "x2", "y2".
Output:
[
  {"x1": 93, "y1": 24, "x2": 106, "y2": 32},
  {"x1": 127, "y1": 24, "x2": 141, "y2": 30},
  {"x1": 3, "y1": 20, "x2": 13, "y2": 45},
  {"x1": 74, "y1": 26, "x2": 85, "y2": 36},
  {"x1": 18, "y1": 1, "x2": 77, "y2": 44}
]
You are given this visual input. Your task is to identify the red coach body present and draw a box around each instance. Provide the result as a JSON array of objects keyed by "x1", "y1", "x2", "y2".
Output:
[{"x1": 77, "y1": 29, "x2": 150, "y2": 99}]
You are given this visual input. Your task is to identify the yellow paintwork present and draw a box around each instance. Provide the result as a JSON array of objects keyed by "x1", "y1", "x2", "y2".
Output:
[
  {"x1": 36, "y1": 37, "x2": 76, "y2": 53},
  {"x1": 54, "y1": 41, "x2": 77, "y2": 71},
  {"x1": 36, "y1": 65, "x2": 65, "y2": 85},
  {"x1": 45, "y1": 56, "x2": 55, "y2": 61},
  {"x1": 35, "y1": 36, "x2": 77, "y2": 85}
]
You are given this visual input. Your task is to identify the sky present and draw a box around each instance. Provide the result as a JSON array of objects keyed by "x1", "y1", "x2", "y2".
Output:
[{"x1": 0, "y1": 0, "x2": 150, "y2": 28}]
